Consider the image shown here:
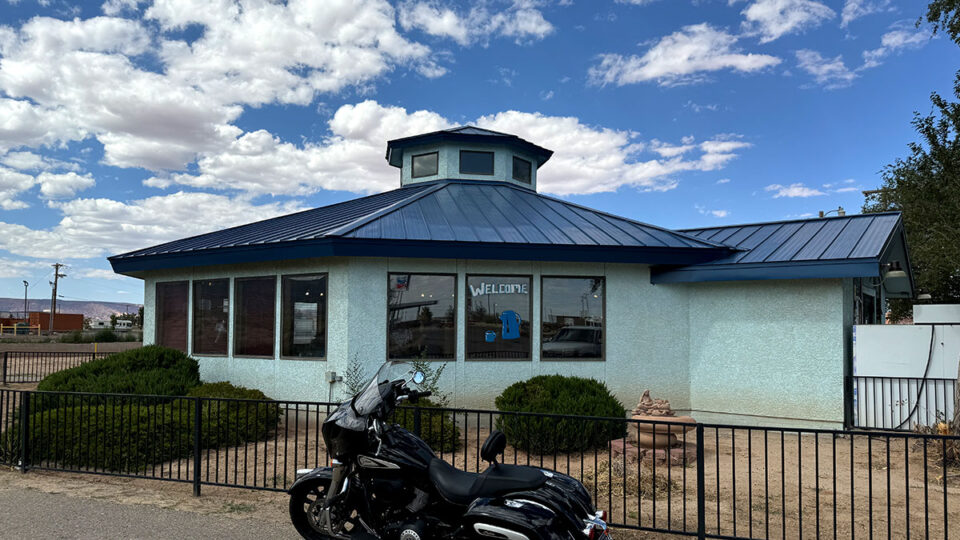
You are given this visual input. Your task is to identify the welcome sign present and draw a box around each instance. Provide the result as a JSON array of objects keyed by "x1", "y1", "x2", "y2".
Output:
[{"x1": 469, "y1": 282, "x2": 529, "y2": 297}]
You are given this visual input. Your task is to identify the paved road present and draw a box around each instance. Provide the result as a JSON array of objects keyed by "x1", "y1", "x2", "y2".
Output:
[{"x1": 0, "y1": 488, "x2": 299, "y2": 539}]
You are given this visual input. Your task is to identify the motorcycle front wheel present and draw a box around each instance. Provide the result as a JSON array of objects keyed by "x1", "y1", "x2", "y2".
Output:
[{"x1": 289, "y1": 479, "x2": 362, "y2": 540}]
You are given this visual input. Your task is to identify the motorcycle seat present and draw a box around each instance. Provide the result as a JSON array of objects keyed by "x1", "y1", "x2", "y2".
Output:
[{"x1": 428, "y1": 458, "x2": 547, "y2": 506}]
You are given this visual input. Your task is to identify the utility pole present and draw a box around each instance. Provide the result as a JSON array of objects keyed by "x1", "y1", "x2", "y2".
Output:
[
  {"x1": 22, "y1": 281, "x2": 28, "y2": 321},
  {"x1": 49, "y1": 263, "x2": 66, "y2": 333}
]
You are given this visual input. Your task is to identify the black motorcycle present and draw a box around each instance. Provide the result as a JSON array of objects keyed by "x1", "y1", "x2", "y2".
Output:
[{"x1": 288, "y1": 361, "x2": 611, "y2": 540}]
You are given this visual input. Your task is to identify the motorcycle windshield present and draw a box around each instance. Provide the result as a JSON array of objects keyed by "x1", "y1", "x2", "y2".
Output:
[{"x1": 353, "y1": 361, "x2": 415, "y2": 416}]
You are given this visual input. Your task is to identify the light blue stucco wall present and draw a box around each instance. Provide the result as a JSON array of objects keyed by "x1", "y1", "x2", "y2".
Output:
[
  {"x1": 399, "y1": 142, "x2": 539, "y2": 190},
  {"x1": 685, "y1": 279, "x2": 850, "y2": 428},
  {"x1": 141, "y1": 259, "x2": 851, "y2": 427}
]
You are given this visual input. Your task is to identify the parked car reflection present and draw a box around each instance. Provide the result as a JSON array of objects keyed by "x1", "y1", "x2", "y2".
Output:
[{"x1": 542, "y1": 326, "x2": 602, "y2": 358}]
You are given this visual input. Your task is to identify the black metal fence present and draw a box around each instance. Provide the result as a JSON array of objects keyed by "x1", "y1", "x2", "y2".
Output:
[
  {"x1": 1, "y1": 351, "x2": 110, "y2": 384},
  {"x1": 1, "y1": 389, "x2": 958, "y2": 539},
  {"x1": 853, "y1": 375, "x2": 956, "y2": 431}
]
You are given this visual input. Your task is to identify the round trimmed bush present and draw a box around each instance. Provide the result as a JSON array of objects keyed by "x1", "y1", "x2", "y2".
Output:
[
  {"x1": 94, "y1": 329, "x2": 119, "y2": 342},
  {"x1": 38, "y1": 345, "x2": 200, "y2": 397},
  {"x1": 494, "y1": 375, "x2": 626, "y2": 453}
]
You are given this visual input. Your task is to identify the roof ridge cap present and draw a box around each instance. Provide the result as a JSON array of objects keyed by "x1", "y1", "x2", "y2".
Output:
[{"x1": 323, "y1": 182, "x2": 450, "y2": 237}]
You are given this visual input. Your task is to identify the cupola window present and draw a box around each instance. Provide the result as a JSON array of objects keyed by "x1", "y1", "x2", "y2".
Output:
[
  {"x1": 459, "y1": 150, "x2": 494, "y2": 175},
  {"x1": 411, "y1": 152, "x2": 438, "y2": 178},
  {"x1": 512, "y1": 156, "x2": 532, "y2": 184}
]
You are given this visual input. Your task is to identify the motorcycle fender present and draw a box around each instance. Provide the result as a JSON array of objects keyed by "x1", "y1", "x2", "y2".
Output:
[
  {"x1": 288, "y1": 466, "x2": 334, "y2": 493},
  {"x1": 463, "y1": 497, "x2": 568, "y2": 540}
]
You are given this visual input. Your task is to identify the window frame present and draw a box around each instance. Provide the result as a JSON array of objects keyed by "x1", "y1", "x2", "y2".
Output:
[
  {"x1": 411, "y1": 151, "x2": 439, "y2": 178},
  {"x1": 539, "y1": 275, "x2": 606, "y2": 362},
  {"x1": 464, "y1": 273, "x2": 533, "y2": 361},
  {"x1": 191, "y1": 278, "x2": 231, "y2": 357},
  {"x1": 385, "y1": 272, "x2": 458, "y2": 361},
  {"x1": 232, "y1": 275, "x2": 277, "y2": 359},
  {"x1": 512, "y1": 156, "x2": 532, "y2": 184},
  {"x1": 280, "y1": 272, "x2": 329, "y2": 361},
  {"x1": 155, "y1": 280, "x2": 189, "y2": 352},
  {"x1": 459, "y1": 150, "x2": 495, "y2": 176}
]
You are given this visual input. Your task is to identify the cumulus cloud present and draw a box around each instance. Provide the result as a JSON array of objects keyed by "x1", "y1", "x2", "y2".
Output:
[
  {"x1": 696, "y1": 204, "x2": 730, "y2": 218},
  {"x1": 146, "y1": 101, "x2": 753, "y2": 198},
  {"x1": 795, "y1": 49, "x2": 857, "y2": 89},
  {"x1": 841, "y1": 0, "x2": 891, "y2": 27},
  {"x1": 862, "y1": 26, "x2": 931, "y2": 68},
  {"x1": 588, "y1": 23, "x2": 780, "y2": 86},
  {"x1": 0, "y1": 192, "x2": 305, "y2": 259},
  {"x1": 37, "y1": 171, "x2": 96, "y2": 199},
  {"x1": 0, "y1": 256, "x2": 52, "y2": 278},
  {"x1": 0, "y1": 166, "x2": 35, "y2": 210},
  {"x1": 397, "y1": 1, "x2": 554, "y2": 46},
  {"x1": 738, "y1": 0, "x2": 835, "y2": 43},
  {"x1": 765, "y1": 182, "x2": 826, "y2": 198},
  {"x1": 75, "y1": 267, "x2": 131, "y2": 280}
]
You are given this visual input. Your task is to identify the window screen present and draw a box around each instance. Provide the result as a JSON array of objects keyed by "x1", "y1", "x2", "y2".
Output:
[
  {"x1": 541, "y1": 277, "x2": 604, "y2": 360},
  {"x1": 234, "y1": 277, "x2": 276, "y2": 357},
  {"x1": 512, "y1": 156, "x2": 532, "y2": 183},
  {"x1": 459, "y1": 150, "x2": 494, "y2": 175},
  {"x1": 411, "y1": 152, "x2": 438, "y2": 178},
  {"x1": 155, "y1": 281, "x2": 188, "y2": 352},
  {"x1": 388, "y1": 273, "x2": 456, "y2": 359},
  {"x1": 466, "y1": 275, "x2": 531, "y2": 359},
  {"x1": 193, "y1": 279, "x2": 229, "y2": 355},
  {"x1": 281, "y1": 274, "x2": 327, "y2": 359}
]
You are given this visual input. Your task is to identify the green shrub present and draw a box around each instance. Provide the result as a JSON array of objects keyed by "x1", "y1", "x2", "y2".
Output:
[
  {"x1": 494, "y1": 375, "x2": 626, "y2": 453},
  {"x1": 394, "y1": 399, "x2": 461, "y2": 453},
  {"x1": 2, "y1": 383, "x2": 281, "y2": 472},
  {"x1": 94, "y1": 329, "x2": 118, "y2": 342},
  {"x1": 37, "y1": 345, "x2": 199, "y2": 398},
  {"x1": 58, "y1": 330, "x2": 86, "y2": 343}
]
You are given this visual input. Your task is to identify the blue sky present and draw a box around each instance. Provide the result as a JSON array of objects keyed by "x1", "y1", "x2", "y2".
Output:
[{"x1": 0, "y1": 0, "x2": 955, "y2": 306}]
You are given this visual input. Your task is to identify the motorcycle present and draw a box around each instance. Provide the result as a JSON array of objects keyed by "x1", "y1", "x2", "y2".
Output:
[{"x1": 288, "y1": 361, "x2": 611, "y2": 540}]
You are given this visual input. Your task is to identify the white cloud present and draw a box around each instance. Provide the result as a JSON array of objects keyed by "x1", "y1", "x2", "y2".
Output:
[
  {"x1": 589, "y1": 24, "x2": 781, "y2": 86},
  {"x1": 0, "y1": 192, "x2": 305, "y2": 259},
  {"x1": 696, "y1": 204, "x2": 730, "y2": 218},
  {"x1": 796, "y1": 49, "x2": 857, "y2": 88},
  {"x1": 0, "y1": 166, "x2": 35, "y2": 210},
  {"x1": 397, "y1": 1, "x2": 554, "y2": 46},
  {"x1": 862, "y1": 27, "x2": 931, "y2": 68},
  {"x1": 37, "y1": 171, "x2": 96, "y2": 199},
  {"x1": 716, "y1": 178, "x2": 731, "y2": 184},
  {"x1": 765, "y1": 182, "x2": 826, "y2": 197},
  {"x1": 738, "y1": 0, "x2": 835, "y2": 43},
  {"x1": 841, "y1": 0, "x2": 890, "y2": 27},
  {"x1": 75, "y1": 267, "x2": 130, "y2": 281},
  {"x1": 0, "y1": 256, "x2": 52, "y2": 278},
  {"x1": 1, "y1": 151, "x2": 80, "y2": 172}
]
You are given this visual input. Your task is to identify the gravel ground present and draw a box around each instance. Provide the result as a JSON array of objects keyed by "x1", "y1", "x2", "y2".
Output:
[{"x1": 0, "y1": 487, "x2": 298, "y2": 539}]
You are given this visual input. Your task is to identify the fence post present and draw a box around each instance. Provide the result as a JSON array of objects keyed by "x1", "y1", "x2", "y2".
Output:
[
  {"x1": 843, "y1": 375, "x2": 854, "y2": 429},
  {"x1": 193, "y1": 397, "x2": 202, "y2": 497},
  {"x1": 19, "y1": 391, "x2": 30, "y2": 473},
  {"x1": 413, "y1": 405, "x2": 422, "y2": 438},
  {"x1": 2, "y1": 351, "x2": 7, "y2": 385},
  {"x1": 696, "y1": 423, "x2": 705, "y2": 540}
]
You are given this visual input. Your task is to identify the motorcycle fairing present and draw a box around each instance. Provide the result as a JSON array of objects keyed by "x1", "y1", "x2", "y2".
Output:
[{"x1": 288, "y1": 466, "x2": 334, "y2": 493}]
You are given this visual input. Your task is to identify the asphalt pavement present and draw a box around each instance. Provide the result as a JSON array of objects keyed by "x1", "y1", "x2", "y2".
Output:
[{"x1": 0, "y1": 487, "x2": 299, "y2": 539}]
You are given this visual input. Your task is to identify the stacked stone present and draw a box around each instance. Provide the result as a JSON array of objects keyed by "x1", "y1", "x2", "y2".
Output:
[{"x1": 627, "y1": 390, "x2": 696, "y2": 449}]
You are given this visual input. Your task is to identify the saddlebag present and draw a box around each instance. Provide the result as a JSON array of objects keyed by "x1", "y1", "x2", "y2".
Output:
[{"x1": 462, "y1": 497, "x2": 568, "y2": 540}]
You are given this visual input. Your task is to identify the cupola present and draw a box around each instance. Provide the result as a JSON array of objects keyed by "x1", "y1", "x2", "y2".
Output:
[{"x1": 385, "y1": 126, "x2": 553, "y2": 191}]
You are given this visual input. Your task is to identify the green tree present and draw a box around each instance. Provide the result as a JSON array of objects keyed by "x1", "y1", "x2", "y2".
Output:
[{"x1": 925, "y1": 0, "x2": 960, "y2": 44}]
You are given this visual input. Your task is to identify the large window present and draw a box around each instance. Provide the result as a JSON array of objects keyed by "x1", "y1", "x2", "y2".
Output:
[
  {"x1": 282, "y1": 274, "x2": 327, "y2": 359},
  {"x1": 234, "y1": 277, "x2": 276, "y2": 357},
  {"x1": 459, "y1": 150, "x2": 494, "y2": 175},
  {"x1": 512, "y1": 156, "x2": 532, "y2": 184},
  {"x1": 388, "y1": 273, "x2": 456, "y2": 359},
  {"x1": 155, "y1": 281, "x2": 188, "y2": 352},
  {"x1": 466, "y1": 275, "x2": 531, "y2": 359},
  {"x1": 193, "y1": 279, "x2": 229, "y2": 355},
  {"x1": 411, "y1": 152, "x2": 438, "y2": 178},
  {"x1": 541, "y1": 277, "x2": 604, "y2": 360}
]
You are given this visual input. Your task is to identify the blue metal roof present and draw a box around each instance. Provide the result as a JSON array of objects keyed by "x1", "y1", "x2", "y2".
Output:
[
  {"x1": 109, "y1": 180, "x2": 730, "y2": 274},
  {"x1": 651, "y1": 212, "x2": 911, "y2": 285}
]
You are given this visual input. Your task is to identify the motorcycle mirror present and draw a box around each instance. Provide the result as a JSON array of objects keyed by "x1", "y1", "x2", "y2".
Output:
[{"x1": 412, "y1": 371, "x2": 425, "y2": 385}]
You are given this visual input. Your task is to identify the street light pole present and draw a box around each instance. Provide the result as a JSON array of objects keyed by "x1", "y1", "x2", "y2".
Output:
[{"x1": 22, "y1": 281, "x2": 28, "y2": 321}]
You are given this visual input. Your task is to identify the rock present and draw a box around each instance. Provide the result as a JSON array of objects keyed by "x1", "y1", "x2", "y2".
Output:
[
  {"x1": 609, "y1": 438, "x2": 639, "y2": 462},
  {"x1": 646, "y1": 443, "x2": 697, "y2": 467},
  {"x1": 631, "y1": 390, "x2": 675, "y2": 417}
]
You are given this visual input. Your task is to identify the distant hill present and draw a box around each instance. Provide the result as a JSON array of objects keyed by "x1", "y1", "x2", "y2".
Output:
[{"x1": 0, "y1": 298, "x2": 141, "y2": 321}]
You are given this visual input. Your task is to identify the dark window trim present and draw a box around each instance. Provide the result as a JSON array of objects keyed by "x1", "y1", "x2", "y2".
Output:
[
  {"x1": 155, "y1": 280, "x2": 188, "y2": 352},
  {"x1": 280, "y1": 272, "x2": 329, "y2": 361},
  {"x1": 539, "y1": 275, "x2": 606, "y2": 362},
  {"x1": 465, "y1": 273, "x2": 533, "y2": 361},
  {"x1": 191, "y1": 278, "x2": 230, "y2": 358},
  {"x1": 411, "y1": 151, "x2": 439, "y2": 178},
  {"x1": 232, "y1": 275, "x2": 277, "y2": 359},
  {"x1": 459, "y1": 150, "x2": 495, "y2": 176},
  {"x1": 512, "y1": 156, "x2": 532, "y2": 184},
  {"x1": 386, "y1": 272, "x2": 458, "y2": 362}
]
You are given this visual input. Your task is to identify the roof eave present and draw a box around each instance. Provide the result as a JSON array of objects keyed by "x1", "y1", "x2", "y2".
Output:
[
  {"x1": 109, "y1": 238, "x2": 730, "y2": 275},
  {"x1": 650, "y1": 259, "x2": 884, "y2": 284}
]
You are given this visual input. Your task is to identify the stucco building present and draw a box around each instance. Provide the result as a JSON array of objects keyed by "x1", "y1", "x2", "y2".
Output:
[{"x1": 109, "y1": 127, "x2": 914, "y2": 428}]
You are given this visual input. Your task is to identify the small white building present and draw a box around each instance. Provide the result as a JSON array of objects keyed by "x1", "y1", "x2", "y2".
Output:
[{"x1": 109, "y1": 127, "x2": 914, "y2": 428}]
